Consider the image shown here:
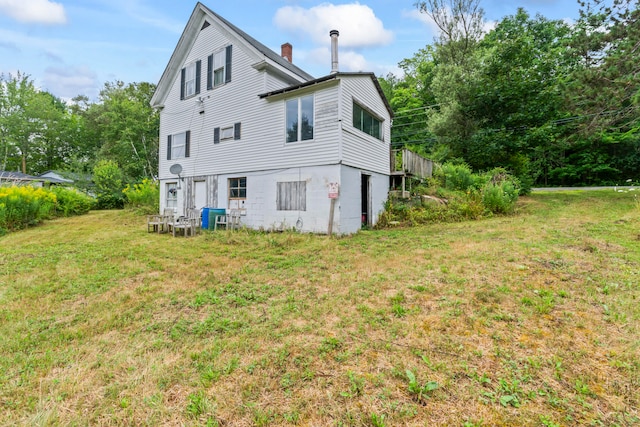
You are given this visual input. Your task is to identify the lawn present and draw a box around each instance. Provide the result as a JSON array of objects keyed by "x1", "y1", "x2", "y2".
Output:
[{"x1": 0, "y1": 190, "x2": 638, "y2": 426}]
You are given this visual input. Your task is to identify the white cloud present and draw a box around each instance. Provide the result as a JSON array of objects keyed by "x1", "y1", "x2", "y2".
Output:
[
  {"x1": 405, "y1": 8, "x2": 497, "y2": 38},
  {"x1": 304, "y1": 46, "x2": 374, "y2": 74},
  {"x1": 42, "y1": 66, "x2": 98, "y2": 99},
  {"x1": 274, "y1": 2, "x2": 394, "y2": 49},
  {"x1": 403, "y1": 8, "x2": 440, "y2": 38},
  {"x1": 0, "y1": 0, "x2": 66, "y2": 25}
]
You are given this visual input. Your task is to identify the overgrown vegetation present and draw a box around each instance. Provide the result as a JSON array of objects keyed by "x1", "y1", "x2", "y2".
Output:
[
  {"x1": 380, "y1": 163, "x2": 520, "y2": 226},
  {"x1": 0, "y1": 184, "x2": 94, "y2": 234},
  {"x1": 1, "y1": 190, "x2": 638, "y2": 425},
  {"x1": 383, "y1": 1, "x2": 640, "y2": 187},
  {"x1": 123, "y1": 178, "x2": 159, "y2": 214}
]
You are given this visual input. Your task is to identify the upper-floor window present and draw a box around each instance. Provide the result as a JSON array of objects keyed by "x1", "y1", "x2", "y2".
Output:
[
  {"x1": 286, "y1": 95, "x2": 314, "y2": 143},
  {"x1": 180, "y1": 61, "x2": 201, "y2": 100},
  {"x1": 167, "y1": 131, "x2": 190, "y2": 160},
  {"x1": 353, "y1": 102, "x2": 382, "y2": 140},
  {"x1": 207, "y1": 45, "x2": 232, "y2": 90},
  {"x1": 214, "y1": 122, "x2": 241, "y2": 144}
]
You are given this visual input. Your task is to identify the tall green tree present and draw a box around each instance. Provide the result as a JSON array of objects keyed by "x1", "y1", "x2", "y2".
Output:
[
  {"x1": 382, "y1": 47, "x2": 438, "y2": 153},
  {"x1": 86, "y1": 81, "x2": 159, "y2": 181},
  {"x1": 414, "y1": 0, "x2": 486, "y2": 162},
  {"x1": 0, "y1": 73, "x2": 72, "y2": 174},
  {"x1": 466, "y1": 9, "x2": 576, "y2": 187},
  {"x1": 559, "y1": 0, "x2": 640, "y2": 183}
]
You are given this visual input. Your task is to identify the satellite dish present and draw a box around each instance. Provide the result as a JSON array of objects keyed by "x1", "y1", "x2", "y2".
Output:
[{"x1": 169, "y1": 163, "x2": 183, "y2": 175}]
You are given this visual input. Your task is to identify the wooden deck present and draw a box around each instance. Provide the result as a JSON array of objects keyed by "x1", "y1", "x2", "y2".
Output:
[{"x1": 390, "y1": 149, "x2": 433, "y2": 198}]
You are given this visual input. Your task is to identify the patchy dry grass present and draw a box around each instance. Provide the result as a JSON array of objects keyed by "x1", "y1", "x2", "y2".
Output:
[{"x1": 1, "y1": 190, "x2": 639, "y2": 426}]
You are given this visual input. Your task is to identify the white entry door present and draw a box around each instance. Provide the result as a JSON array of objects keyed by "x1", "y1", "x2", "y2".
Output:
[{"x1": 194, "y1": 180, "x2": 207, "y2": 210}]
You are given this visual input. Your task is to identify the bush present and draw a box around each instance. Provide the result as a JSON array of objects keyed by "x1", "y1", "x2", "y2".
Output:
[
  {"x1": 436, "y1": 163, "x2": 485, "y2": 192},
  {"x1": 0, "y1": 185, "x2": 57, "y2": 231},
  {"x1": 93, "y1": 160, "x2": 125, "y2": 209},
  {"x1": 50, "y1": 187, "x2": 95, "y2": 217},
  {"x1": 481, "y1": 168, "x2": 520, "y2": 214},
  {"x1": 377, "y1": 165, "x2": 521, "y2": 228},
  {"x1": 123, "y1": 179, "x2": 159, "y2": 214}
]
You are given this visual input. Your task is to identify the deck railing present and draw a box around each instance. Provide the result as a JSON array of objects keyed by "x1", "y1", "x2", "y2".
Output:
[{"x1": 390, "y1": 149, "x2": 433, "y2": 179}]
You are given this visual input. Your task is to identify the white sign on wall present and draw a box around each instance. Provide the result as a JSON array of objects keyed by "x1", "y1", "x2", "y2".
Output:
[{"x1": 328, "y1": 182, "x2": 339, "y2": 199}]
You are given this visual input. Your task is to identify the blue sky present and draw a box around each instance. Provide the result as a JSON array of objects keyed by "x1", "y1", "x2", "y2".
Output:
[{"x1": 0, "y1": 0, "x2": 581, "y2": 101}]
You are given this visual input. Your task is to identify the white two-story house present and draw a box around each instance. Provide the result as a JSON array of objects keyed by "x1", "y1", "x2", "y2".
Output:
[{"x1": 150, "y1": 2, "x2": 393, "y2": 234}]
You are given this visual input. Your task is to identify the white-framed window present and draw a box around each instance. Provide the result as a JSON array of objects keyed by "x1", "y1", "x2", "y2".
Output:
[
  {"x1": 167, "y1": 131, "x2": 190, "y2": 160},
  {"x1": 166, "y1": 182, "x2": 178, "y2": 208},
  {"x1": 286, "y1": 95, "x2": 314, "y2": 143},
  {"x1": 214, "y1": 123, "x2": 241, "y2": 144},
  {"x1": 207, "y1": 46, "x2": 232, "y2": 89},
  {"x1": 180, "y1": 61, "x2": 200, "y2": 100},
  {"x1": 353, "y1": 102, "x2": 382, "y2": 140},
  {"x1": 277, "y1": 181, "x2": 306, "y2": 211},
  {"x1": 220, "y1": 126, "x2": 234, "y2": 140},
  {"x1": 228, "y1": 177, "x2": 246, "y2": 211}
]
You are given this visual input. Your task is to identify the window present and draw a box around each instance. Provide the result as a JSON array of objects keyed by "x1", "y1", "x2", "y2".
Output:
[
  {"x1": 207, "y1": 45, "x2": 232, "y2": 90},
  {"x1": 228, "y1": 177, "x2": 246, "y2": 211},
  {"x1": 277, "y1": 181, "x2": 306, "y2": 211},
  {"x1": 286, "y1": 95, "x2": 314, "y2": 143},
  {"x1": 221, "y1": 126, "x2": 234, "y2": 140},
  {"x1": 166, "y1": 183, "x2": 178, "y2": 208},
  {"x1": 214, "y1": 123, "x2": 241, "y2": 144},
  {"x1": 353, "y1": 102, "x2": 382, "y2": 140},
  {"x1": 180, "y1": 61, "x2": 201, "y2": 100},
  {"x1": 167, "y1": 131, "x2": 190, "y2": 160}
]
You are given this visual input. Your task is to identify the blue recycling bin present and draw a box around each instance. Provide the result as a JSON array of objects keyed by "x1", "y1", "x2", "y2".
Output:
[
  {"x1": 201, "y1": 207, "x2": 212, "y2": 229},
  {"x1": 202, "y1": 208, "x2": 225, "y2": 229}
]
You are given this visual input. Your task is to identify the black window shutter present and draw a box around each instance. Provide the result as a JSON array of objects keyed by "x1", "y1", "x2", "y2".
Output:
[
  {"x1": 185, "y1": 131, "x2": 191, "y2": 158},
  {"x1": 207, "y1": 54, "x2": 213, "y2": 90},
  {"x1": 195, "y1": 60, "x2": 201, "y2": 95},
  {"x1": 234, "y1": 122, "x2": 241, "y2": 140},
  {"x1": 214, "y1": 127, "x2": 220, "y2": 144},
  {"x1": 167, "y1": 135, "x2": 172, "y2": 160},
  {"x1": 225, "y1": 45, "x2": 232, "y2": 83},
  {"x1": 180, "y1": 69, "x2": 185, "y2": 100}
]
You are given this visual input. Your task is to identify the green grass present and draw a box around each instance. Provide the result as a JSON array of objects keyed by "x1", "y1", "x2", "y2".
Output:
[{"x1": 0, "y1": 190, "x2": 639, "y2": 426}]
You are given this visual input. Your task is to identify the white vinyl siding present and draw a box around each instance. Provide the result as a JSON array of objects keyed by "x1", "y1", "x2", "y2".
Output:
[{"x1": 340, "y1": 76, "x2": 391, "y2": 175}]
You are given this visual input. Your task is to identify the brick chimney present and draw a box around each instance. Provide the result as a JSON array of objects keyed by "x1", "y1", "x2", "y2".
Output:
[{"x1": 281, "y1": 42, "x2": 292, "y2": 63}]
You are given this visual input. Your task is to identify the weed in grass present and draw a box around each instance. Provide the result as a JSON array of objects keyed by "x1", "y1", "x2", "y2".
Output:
[
  {"x1": 186, "y1": 391, "x2": 213, "y2": 419},
  {"x1": 370, "y1": 412, "x2": 387, "y2": 427},
  {"x1": 405, "y1": 369, "x2": 438, "y2": 402},
  {"x1": 341, "y1": 371, "x2": 365, "y2": 398},
  {"x1": 540, "y1": 415, "x2": 561, "y2": 427}
]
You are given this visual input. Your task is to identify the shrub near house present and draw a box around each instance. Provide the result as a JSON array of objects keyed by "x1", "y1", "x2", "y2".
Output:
[{"x1": 378, "y1": 163, "x2": 520, "y2": 227}]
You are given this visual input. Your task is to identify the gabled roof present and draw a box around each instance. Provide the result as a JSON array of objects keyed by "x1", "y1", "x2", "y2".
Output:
[
  {"x1": 259, "y1": 72, "x2": 394, "y2": 118},
  {"x1": 150, "y1": 2, "x2": 314, "y2": 108},
  {"x1": 39, "y1": 170, "x2": 74, "y2": 183}
]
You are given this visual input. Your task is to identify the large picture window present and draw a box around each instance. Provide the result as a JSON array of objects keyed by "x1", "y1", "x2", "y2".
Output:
[
  {"x1": 286, "y1": 95, "x2": 314, "y2": 143},
  {"x1": 353, "y1": 102, "x2": 382, "y2": 140}
]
